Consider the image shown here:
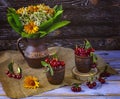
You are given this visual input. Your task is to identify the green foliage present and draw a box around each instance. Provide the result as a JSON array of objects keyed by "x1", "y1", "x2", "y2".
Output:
[
  {"x1": 8, "y1": 61, "x2": 14, "y2": 73},
  {"x1": 85, "y1": 39, "x2": 92, "y2": 49},
  {"x1": 41, "y1": 61, "x2": 54, "y2": 76},
  {"x1": 90, "y1": 52, "x2": 97, "y2": 63}
]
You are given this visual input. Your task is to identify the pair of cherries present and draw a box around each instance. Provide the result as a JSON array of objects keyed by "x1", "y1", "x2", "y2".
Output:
[{"x1": 5, "y1": 61, "x2": 22, "y2": 79}]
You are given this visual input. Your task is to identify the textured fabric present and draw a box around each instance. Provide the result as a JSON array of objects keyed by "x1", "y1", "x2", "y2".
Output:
[{"x1": 0, "y1": 47, "x2": 117, "y2": 98}]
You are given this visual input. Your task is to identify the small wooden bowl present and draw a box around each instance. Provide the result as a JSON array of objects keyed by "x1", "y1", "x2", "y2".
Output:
[{"x1": 72, "y1": 66, "x2": 99, "y2": 81}]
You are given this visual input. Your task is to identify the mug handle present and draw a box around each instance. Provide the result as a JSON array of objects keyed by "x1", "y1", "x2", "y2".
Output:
[{"x1": 17, "y1": 37, "x2": 26, "y2": 57}]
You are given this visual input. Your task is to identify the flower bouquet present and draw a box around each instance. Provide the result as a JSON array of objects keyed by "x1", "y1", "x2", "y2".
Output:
[{"x1": 7, "y1": 4, "x2": 70, "y2": 38}]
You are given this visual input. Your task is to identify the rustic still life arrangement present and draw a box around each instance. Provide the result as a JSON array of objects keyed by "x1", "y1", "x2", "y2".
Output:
[
  {"x1": 0, "y1": 3, "x2": 118, "y2": 99},
  {"x1": 7, "y1": 4, "x2": 70, "y2": 68}
]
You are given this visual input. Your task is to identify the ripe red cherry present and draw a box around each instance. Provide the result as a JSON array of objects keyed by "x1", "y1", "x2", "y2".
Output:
[
  {"x1": 60, "y1": 61, "x2": 65, "y2": 66},
  {"x1": 71, "y1": 86, "x2": 76, "y2": 92},
  {"x1": 12, "y1": 74, "x2": 16, "y2": 78},
  {"x1": 93, "y1": 82, "x2": 97, "y2": 87},
  {"x1": 45, "y1": 58, "x2": 50, "y2": 63},
  {"x1": 99, "y1": 77, "x2": 105, "y2": 84},
  {"x1": 7, "y1": 73, "x2": 13, "y2": 78},
  {"x1": 100, "y1": 72, "x2": 110, "y2": 77},
  {"x1": 57, "y1": 61, "x2": 61, "y2": 66},
  {"x1": 16, "y1": 74, "x2": 22, "y2": 79},
  {"x1": 50, "y1": 60, "x2": 56, "y2": 67},
  {"x1": 88, "y1": 83, "x2": 94, "y2": 89},
  {"x1": 71, "y1": 86, "x2": 81, "y2": 92},
  {"x1": 5, "y1": 70, "x2": 9, "y2": 75},
  {"x1": 106, "y1": 72, "x2": 110, "y2": 77},
  {"x1": 86, "y1": 82, "x2": 90, "y2": 86},
  {"x1": 76, "y1": 87, "x2": 81, "y2": 92}
]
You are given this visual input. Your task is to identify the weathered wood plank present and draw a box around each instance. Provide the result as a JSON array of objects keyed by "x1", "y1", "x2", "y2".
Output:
[
  {"x1": 1, "y1": 25, "x2": 120, "y2": 39},
  {"x1": 0, "y1": 37, "x2": 120, "y2": 51},
  {"x1": 22, "y1": 96, "x2": 120, "y2": 99},
  {"x1": 1, "y1": 0, "x2": 120, "y2": 25}
]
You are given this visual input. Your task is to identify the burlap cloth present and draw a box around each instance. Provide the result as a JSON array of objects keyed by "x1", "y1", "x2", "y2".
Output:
[{"x1": 0, "y1": 47, "x2": 118, "y2": 98}]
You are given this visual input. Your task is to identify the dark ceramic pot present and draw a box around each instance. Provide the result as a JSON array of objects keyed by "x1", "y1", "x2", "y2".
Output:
[
  {"x1": 17, "y1": 37, "x2": 49, "y2": 68},
  {"x1": 46, "y1": 66, "x2": 65, "y2": 85},
  {"x1": 75, "y1": 55, "x2": 92, "y2": 73}
]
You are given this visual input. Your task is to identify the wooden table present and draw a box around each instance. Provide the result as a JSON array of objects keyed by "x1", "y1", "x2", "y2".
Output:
[{"x1": 0, "y1": 50, "x2": 120, "y2": 99}]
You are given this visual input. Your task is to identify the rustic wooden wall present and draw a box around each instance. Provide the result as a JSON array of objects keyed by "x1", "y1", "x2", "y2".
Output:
[{"x1": 0, "y1": 0, "x2": 120, "y2": 50}]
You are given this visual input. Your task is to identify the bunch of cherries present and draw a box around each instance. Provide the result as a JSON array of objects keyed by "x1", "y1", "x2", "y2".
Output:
[
  {"x1": 5, "y1": 70, "x2": 22, "y2": 79},
  {"x1": 45, "y1": 57, "x2": 65, "y2": 68},
  {"x1": 71, "y1": 83, "x2": 82, "y2": 92},
  {"x1": 74, "y1": 46, "x2": 95, "y2": 57},
  {"x1": 86, "y1": 77, "x2": 106, "y2": 89},
  {"x1": 5, "y1": 62, "x2": 22, "y2": 79}
]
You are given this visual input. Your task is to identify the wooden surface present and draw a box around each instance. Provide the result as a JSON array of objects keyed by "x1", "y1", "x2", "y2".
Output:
[
  {"x1": 0, "y1": 50, "x2": 120, "y2": 99},
  {"x1": 0, "y1": 0, "x2": 120, "y2": 50}
]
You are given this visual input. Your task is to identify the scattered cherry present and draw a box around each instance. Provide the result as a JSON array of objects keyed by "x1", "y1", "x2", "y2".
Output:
[
  {"x1": 5, "y1": 70, "x2": 22, "y2": 79},
  {"x1": 86, "y1": 81, "x2": 97, "y2": 89},
  {"x1": 93, "y1": 82, "x2": 97, "y2": 87},
  {"x1": 100, "y1": 72, "x2": 110, "y2": 77},
  {"x1": 5, "y1": 70, "x2": 9, "y2": 75},
  {"x1": 12, "y1": 74, "x2": 16, "y2": 78},
  {"x1": 98, "y1": 77, "x2": 105, "y2": 84},
  {"x1": 71, "y1": 84, "x2": 81, "y2": 92},
  {"x1": 16, "y1": 74, "x2": 22, "y2": 79},
  {"x1": 86, "y1": 82, "x2": 90, "y2": 86},
  {"x1": 7, "y1": 73, "x2": 13, "y2": 78},
  {"x1": 88, "y1": 83, "x2": 94, "y2": 89}
]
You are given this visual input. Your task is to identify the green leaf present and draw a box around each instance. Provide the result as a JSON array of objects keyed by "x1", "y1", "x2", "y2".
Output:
[
  {"x1": 7, "y1": 8, "x2": 16, "y2": 13},
  {"x1": 39, "y1": 31, "x2": 47, "y2": 38},
  {"x1": 53, "y1": 5, "x2": 58, "y2": 11},
  {"x1": 40, "y1": 18, "x2": 54, "y2": 30},
  {"x1": 54, "y1": 5, "x2": 63, "y2": 12},
  {"x1": 90, "y1": 52, "x2": 97, "y2": 63},
  {"x1": 21, "y1": 32, "x2": 39, "y2": 38},
  {"x1": 17, "y1": 67, "x2": 22, "y2": 74},
  {"x1": 41, "y1": 61, "x2": 49, "y2": 67},
  {"x1": 53, "y1": 10, "x2": 63, "y2": 23},
  {"x1": 49, "y1": 66, "x2": 54, "y2": 76},
  {"x1": 52, "y1": 53, "x2": 58, "y2": 59},
  {"x1": 85, "y1": 39, "x2": 92, "y2": 49},
  {"x1": 40, "y1": 10, "x2": 63, "y2": 31},
  {"x1": 11, "y1": 13, "x2": 22, "y2": 28},
  {"x1": 47, "y1": 21, "x2": 70, "y2": 33},
  {"x1": 7, "y1": 16, "x2": 21, "y2": 34},
  {"x1": 8, "y1": 61, "x2": 14, "y2": 73},
  {"x1": 41, "y1": 61, "x2": 54, "y2": 76}
]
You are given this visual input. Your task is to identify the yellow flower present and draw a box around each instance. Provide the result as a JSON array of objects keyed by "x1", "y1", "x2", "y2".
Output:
[
  {"x1": 16, "y1": 7, "x2": 25, "y2": 14},
  {"x1": 24, "y1": 76, "x2": 40, "y2": 89},
  {"x1": 27, "y1": 5, "x2": 39, "y2": 13},
  {"x1": 24, "y1": 21, "x2": 39, "y2": 34},
  {"x1": 37, "y1": 4, "x2": 54, "y2": 15}
]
